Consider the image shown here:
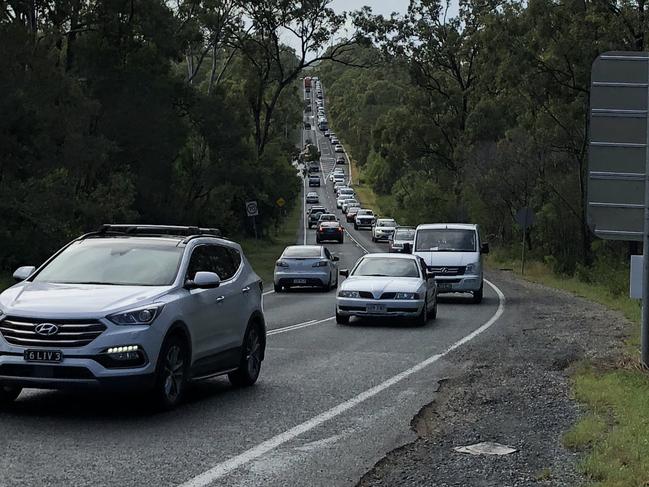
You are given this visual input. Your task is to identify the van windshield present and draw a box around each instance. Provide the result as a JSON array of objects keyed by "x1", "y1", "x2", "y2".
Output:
[{"x1": 415, "y1": 229, "x2": 476, "y2": 252}]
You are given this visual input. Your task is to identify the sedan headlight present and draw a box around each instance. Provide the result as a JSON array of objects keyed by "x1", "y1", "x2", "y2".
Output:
[
  {"x1": 108, "y1": 304, "x2": 164, "y2": 326},
  {"x1": 465, "y1": 262, "x2": 479, "y2": 274},
  {"x1": 338, "y1": 290, "x2": 361, "y2": 298},
  {"x1": 394, "y1": 292, "x2": 419, "y2": 300}
]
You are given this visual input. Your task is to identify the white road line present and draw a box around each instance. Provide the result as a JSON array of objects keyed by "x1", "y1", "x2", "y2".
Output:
[
  {"x1": 344, "y1": 228, "x2": 370, "y2": 254},
  {"x1": 267, "y1": 317, "x2": 333, "y2": 336},
  {"x1": 262, "y1": 290, "x2": 274, "y2": 296},
  {"x1": 178, "y1": 280, "x2": 506, "y2": 487}
]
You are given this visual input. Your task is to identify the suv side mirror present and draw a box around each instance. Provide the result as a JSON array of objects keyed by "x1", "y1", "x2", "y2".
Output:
[
  {"x1": 13, "y1": 266, "x2": 36, "y2": 282},
  {"x1": 187, "y1": 271, "x2": 221, "y2": 289},
  {"x1": 480, "y1": 243, "x2": 490, "y2": 254},
  {"x1": 339, "y1": 269, "x2": 349, "y2": 277},
  {"x1": 332, "y1": 256, "x2": 340, "y2": 262}
]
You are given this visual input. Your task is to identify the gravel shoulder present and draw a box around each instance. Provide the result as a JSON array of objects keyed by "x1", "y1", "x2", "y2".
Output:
[{"x1": 357, "y1": 269, "x2": 630, "y2": 487}]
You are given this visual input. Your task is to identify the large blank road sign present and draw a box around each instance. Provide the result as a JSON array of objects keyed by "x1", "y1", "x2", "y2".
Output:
[{"x1": 588, "y1": 51, "x2": 649, "y2": 241}]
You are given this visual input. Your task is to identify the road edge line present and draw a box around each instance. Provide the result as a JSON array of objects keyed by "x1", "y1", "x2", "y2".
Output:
[{"x1": 178, "y1": 279, "x2": 506, "y2": 487}]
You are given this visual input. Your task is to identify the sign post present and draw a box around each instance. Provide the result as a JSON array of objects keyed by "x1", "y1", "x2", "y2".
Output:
[
  {"x1": 515, "y1": 207, "x2": 535, "y2": 275},
  {"x1": 246, "y1": 200, "x2": 259, "y2": 240},
  {"x1": 588, "y1": 51, "x2": 649, "y2": 365}
]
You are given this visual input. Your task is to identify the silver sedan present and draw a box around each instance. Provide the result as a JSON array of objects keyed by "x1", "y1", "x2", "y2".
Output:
[{"x1": 336, "y1": 254, "x2": 437, "y2": 325}]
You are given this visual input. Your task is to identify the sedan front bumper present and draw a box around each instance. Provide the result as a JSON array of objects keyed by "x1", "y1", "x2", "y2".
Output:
[{"x1": 336, "y1": 298, "x2": 424, "y2": 318}]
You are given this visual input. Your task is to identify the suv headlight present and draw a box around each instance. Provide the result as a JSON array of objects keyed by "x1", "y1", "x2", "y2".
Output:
[
  {"x1": 465, "y1": 262, "x2": 479, "y2": 274},
  {"x1": 108, "y1": 304, "x2": 164, "y2": 326},
  {"x1": 394, "y1": 292, "x2": 419, "y2": 300},
  {"x1": 338, "y1": 290, "x2": 360, "y2": 298}
]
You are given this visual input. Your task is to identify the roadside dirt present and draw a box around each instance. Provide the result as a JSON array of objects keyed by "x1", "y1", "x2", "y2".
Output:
[{"x1": 357, "y1": 269, "x2": 630, "y2": 487}]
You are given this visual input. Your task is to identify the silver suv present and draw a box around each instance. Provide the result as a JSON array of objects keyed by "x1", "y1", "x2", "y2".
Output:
[{"x1": 0, "y1": 225, "x2": 266, "y2": 409}]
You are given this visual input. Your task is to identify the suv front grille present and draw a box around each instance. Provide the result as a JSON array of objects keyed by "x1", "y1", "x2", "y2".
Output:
[{"x1": 0, "y1": 317, "x2": 106, "y2": 348}]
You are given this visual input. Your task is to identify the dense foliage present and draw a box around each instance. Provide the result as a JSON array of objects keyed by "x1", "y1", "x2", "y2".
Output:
[
  {"x1": 0, "y1": 0, "x2": 356, "y2": 271},
  {"x1": 320, "y1": 0, "x2": 646, "y2": 276}
]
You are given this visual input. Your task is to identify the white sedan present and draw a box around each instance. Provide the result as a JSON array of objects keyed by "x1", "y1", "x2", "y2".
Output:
[{"x1": 336, "y1": 254, "x2": 437, "y2": 325}]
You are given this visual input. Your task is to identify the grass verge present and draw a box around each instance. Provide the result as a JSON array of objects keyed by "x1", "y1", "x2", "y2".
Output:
[
  {"x1": 488, "y1": 253, "x2": 649, "y2": 487},
  {"x1": 349, "y1": 157, "x2": 384, "y2": 215},
  {"x1": 240, "y1": 203, "x2": 301, "y2": 285}
]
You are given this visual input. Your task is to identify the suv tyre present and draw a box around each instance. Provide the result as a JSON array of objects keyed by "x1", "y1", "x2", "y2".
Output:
[
  {"x1": 229, "y1": 323, "x2": 263, "y2": 387},
  {"x1": 0, "y1": 385, "x2": 21, "y2": 405},
  {"x1": 153, "y1": 334, "x2": 189, "y2": 410}
]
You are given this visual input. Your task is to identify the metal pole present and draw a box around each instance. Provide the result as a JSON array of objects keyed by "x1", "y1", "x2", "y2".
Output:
[
  {"x1": 642, "y1": 57, "x2": 649, "y2": 366},
  {"x1": 521, "y1": 224, "x2": 527, "y2": 276}
]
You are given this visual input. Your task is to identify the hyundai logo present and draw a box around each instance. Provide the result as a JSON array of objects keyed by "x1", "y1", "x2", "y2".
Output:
[
  {"x1": 439, "y1": 268, "x2": 448, "y2": 274},
  {"x1": 35, "y1": 323, "x2": 59, "y2": 336}
]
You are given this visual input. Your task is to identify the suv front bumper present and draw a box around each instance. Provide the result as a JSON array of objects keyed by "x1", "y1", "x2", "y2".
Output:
[{"x1": 0, "y1": 317, "x2": 165, "y2": 391}]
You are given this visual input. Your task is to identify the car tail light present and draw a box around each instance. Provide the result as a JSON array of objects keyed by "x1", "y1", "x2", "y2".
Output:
[
  {"x1": 276, "y1": 260, "x2": 289, "y2": 267},
  {"x1": 313, "y1": 261, "x2": 328, "y2": 267}
]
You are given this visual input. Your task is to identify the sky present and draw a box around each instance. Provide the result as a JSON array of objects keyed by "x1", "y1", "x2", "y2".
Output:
[{"x1": 281, "y1": 1, "x2": 459, "y2": 56}]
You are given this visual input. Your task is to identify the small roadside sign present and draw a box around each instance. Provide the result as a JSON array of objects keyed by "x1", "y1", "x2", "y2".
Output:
[
  {"x1": 276, "y1": 197, "x2": 286, "y2": 207},
  {"x1": 245, "y1": 201, "x2": 258, "y2": 217},
  {"x1": 515, "y1": 207, "x2": 535, "y2": 229}
]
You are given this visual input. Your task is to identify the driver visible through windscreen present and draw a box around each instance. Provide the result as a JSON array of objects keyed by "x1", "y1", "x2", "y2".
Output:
[{"x1": 415, "y1": 229, "x2": 476, "y2": 252}]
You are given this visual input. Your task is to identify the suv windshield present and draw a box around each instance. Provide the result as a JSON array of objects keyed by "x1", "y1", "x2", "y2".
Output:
[
  {"x1": 33, "y1": 239, "x2": 183, "y2": 286},
  {"x1": 415, "y1": 229, "x2": 477, "y2": 252},
  {"x1": 353, "y1": 257, "x2": 419, "y2": 278},
  {"x1": 378, "y1": 220, "x2": 396, "y2": 227}
]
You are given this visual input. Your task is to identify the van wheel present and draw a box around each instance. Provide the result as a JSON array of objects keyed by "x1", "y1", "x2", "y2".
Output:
[
  {"x1": 274, "y1": 283, "x2": 282, "y2": 293},
  {"x1": 153, "y1": 334, "x2": 189, "y2": 410},
  {"x1": 472, "y1": 284, "x2": 484, "y2": 304},
  {"x1": 0, "y1": 385, "x2": 21, "y2": 405},
  {"x1": 229, "y1": 323, "x2": 263, "y2": 387}
]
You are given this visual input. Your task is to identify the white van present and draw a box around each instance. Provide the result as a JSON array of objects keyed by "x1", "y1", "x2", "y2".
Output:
[{"x1": 412, "y1": 223, "x2": 489, "y2": 303}]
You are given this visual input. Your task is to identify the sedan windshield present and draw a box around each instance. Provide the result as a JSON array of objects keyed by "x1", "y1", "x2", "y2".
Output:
[
  {"x1": 33, "y1": 240, "x2": 183, "y2": 286},
  {"x1": 415, "y1": 229, "x2": 477, "y2": 252},
  {"x1": 353, "y1": 258, "x2": 420, "y2": 278}
]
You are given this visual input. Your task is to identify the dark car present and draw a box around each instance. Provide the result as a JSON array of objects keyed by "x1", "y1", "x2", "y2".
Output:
[
  {"x1": 308, "y1": 175, "x2": 321, "y2": 187},
  {"x1": 346, "y1": 206, "x2": 361, "y2": 223},
  {"x1": 316, "y1": 221, "x2": 344, "y2": 244},
  {"x1": 308, "y1": 207, "x2": 328, "y2": 228},
  {"x1": 308, "y1": 163, "x2": 320, "y2": 173}
]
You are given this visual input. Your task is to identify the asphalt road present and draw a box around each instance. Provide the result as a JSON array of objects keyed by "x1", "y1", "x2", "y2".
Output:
[{"x1": 0, "y1": 85, "x2": 506, "y2": 487}]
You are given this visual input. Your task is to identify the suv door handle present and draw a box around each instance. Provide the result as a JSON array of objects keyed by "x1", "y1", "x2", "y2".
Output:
[
  {"x1": 216, "y1": 296, "x2": 225, "y2": 303},
  {"x1": 242, "y1": 286, "x2": 251, "y2": 293}
]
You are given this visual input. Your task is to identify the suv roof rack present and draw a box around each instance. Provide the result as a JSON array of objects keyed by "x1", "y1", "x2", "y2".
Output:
[{"x1": 79, "y1": 224, "x2": 222, "y2": 240}]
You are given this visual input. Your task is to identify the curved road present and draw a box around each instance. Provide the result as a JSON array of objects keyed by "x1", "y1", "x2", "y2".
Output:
[{"x1": 0, "y1": 89, "x2": 506, "y2": 487}]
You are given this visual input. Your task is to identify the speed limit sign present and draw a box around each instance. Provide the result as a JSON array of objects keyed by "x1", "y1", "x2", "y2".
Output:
[{"x1": 245, "y1": 201, "x2": 259, "y2": 217}]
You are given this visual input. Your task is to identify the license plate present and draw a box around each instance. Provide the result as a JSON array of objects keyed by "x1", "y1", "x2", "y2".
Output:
[
  {"x1": 366, "y1": 304, "x2": 386, "y2": 313},
  {"x1": 438, "y1": 283, "x2": 453, "y2": 292},
  {"x1": 293, "y1": 279, "x2": 307, "y2": 284},
  {"x1": 24, "y1": 349, "x2": 63, "y2": 363}
]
